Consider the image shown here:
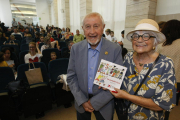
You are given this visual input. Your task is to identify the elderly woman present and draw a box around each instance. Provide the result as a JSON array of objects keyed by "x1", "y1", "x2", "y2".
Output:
[{"x1": 110, "y1": 19, "x2": 176, "y2": 119}]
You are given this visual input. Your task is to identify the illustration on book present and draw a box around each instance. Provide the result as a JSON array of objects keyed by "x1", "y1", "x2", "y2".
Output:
[{"x1": 94, "y1": 59, "x2": 127, "y2": 90}]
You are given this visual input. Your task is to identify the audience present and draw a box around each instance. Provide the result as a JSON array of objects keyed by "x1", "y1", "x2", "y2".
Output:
[
  {"x1": 50, "y1": 52, "x2": 57, "y2": 61},
  {"x1": 25, "y1": 34, "x2": 34, "y2": 44},
  {"x1": 1, "y1": 47, "x2": 17, "y2": 74},
  {"x1": 0, "y1": 32, "x2": 7, "y2": 42},
  {"x1": 110, "y1": 31, "x2": 117, "y2": 42},
  {"x1": 73, "y1": 29, "x2": 84, "y2": 43},
  {"x1": 24, "y1": 42, "x2": 42, "y2": 63},
  {"x1": 11, "y1": 28, "x2": 22, "y2": 37},
  {"x1": 37, "y1": 36, "x2": 44, "y2": 45},
  {"x1": 62, "y1": 41, "x2": 74, "y2": 58},
  {"x1": 105, "y1": 29, "x2": 112, "y2": 41},
  {"x1": 3, "y1": 35, "x2": 18, "y2": 45},
  {"x1": 0, "y1": 52, "x2": 8, "y2": 67},
  {"x1": 64, "y1": 27, "x2": 73, "y2": 40}
]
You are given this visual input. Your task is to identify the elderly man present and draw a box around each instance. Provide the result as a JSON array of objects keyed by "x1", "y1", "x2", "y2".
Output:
[
  {"x1": 67, "y1": 12, "x2": 123, "y2": 120},
  {"x1": 73, "y1": 29, "x2": 84, "y2": 43}
]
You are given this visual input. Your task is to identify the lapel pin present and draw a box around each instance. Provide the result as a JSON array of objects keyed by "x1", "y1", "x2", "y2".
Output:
[{"x1": 105, "y1": 51, "x2": 108, "y2": 55}]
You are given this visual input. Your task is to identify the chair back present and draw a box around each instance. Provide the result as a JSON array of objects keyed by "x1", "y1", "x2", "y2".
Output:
[
  {"x1": 17, "y1": 62, "x2": 49, "y2": 85},
  {"x1": 19, "y1": 50, "x2": 29, "y2": 64},
  {"x1": 48, "y1": 58, "x2": 69, "y2": 84},
  {"x1": 20, "y1": 44, "x2": 29, "y2": 51},
  {"x1": 69, "y1": 36, "x2": 74, "y2": 41},
  {"x1": 41, "y1": 48, "x2": 60, "y2": 68},
  {"x1": 59, "y1": 41, "x2": 66, "y2": 48},
  {"x1": 0, "y1": 67, "x2": 15, "y2": 93},
  {"x1": 39, "y1": 43, "x2": 44, "y2": 50},
  {"x1": 61, "y1": 47, "x2": 69, "y2": 57}
]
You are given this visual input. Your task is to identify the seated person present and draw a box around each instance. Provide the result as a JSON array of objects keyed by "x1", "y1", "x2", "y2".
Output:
[
  {"x1": 0, "y1": 32, "x2": 7, "y2": 42},
  {"x1": 11, "y1": 28, "x2": 23, "y2": 37},
  {"x1": 64, "y1": 27, "x2": 73, "y2": 40},
  {"x1": 73, "y1": 29, "x2": 84, "y2": 43},
  {"x1": 25, "y1": 34, "x2": 35, "y2": 44},
  {"x1": 24, "y1": 42, "x2": 42, "y2": 63},
  {"x1": 50, "y1": 52, "x2": 57, "y2": 61},
  {"x1": 41, "y1": 37, "x2": 60, "y2": 53},
  {"x1": 3, "y1": 35, "x2": 18, "y2": 45},
  {"x1": 34, "y1": 32, "x2": 40, "y2": 42},
  {"x1": 110, "y1": 31, "x2": 117, "y2": 42},
  {"x1": 0, "y1": 52, "x2": 8, "y2": 67},
  {"x1": 62, "y1": 41, "x2": 74, "y2": 58},
  {"x1": 1, "y1": 47, "x2": 18, "y2": 73},
  {"x1": 37, "y1": 36, "x2": 44, "y2": 45}
]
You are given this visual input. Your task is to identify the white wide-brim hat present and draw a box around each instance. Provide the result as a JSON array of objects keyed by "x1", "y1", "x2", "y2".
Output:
[{"x1": 126, "y1": 19, "x2": 166, "y2": 44}]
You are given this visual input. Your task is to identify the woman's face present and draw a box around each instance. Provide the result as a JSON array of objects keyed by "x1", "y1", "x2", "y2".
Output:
[
  {"x1": 29, "y1": 44, "x2": 36, "y2": 53},
  {"x1": 4, "y1": 50, "x2": 11, "y2": 60},
  {"x1": 132, "y1": 31, "x2": 155, "y2": 54},
  {"x1": 105, "y1": 31, "x2": 109, "y2": 35},
  {"x1": 66, "y1": 28, "x2": 70, "y2": 32},
  {"x1": 40, "y1": 37, "x2": 44, "y2": 42}
]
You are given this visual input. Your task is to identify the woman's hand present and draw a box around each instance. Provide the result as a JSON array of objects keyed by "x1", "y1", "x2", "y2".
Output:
[
  {"x1": 9, "y1": 64, "x2": 14, "y2": 68},
  {"x1": 110, "y1": 88, "x2": 130, "y2": 99}
]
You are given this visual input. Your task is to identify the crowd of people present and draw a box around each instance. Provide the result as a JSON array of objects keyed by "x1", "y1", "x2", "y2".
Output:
[{"x1": 0, "y1": 12, "x2": 179, "y2": 120}]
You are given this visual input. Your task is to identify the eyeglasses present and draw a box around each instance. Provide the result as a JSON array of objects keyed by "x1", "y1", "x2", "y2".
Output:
[{"x1": 131, "y1": 33, "x2": 156, "y2": 41}]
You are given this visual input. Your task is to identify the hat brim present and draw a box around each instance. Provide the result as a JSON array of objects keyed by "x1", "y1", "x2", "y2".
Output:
[{"x1": 126, "y1": 29, "x2": 166, "y2": 44}]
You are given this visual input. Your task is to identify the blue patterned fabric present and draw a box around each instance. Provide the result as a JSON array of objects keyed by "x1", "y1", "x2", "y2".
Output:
[{"x1": 122, "y1": 52, "x2": 177, "y2": 120}]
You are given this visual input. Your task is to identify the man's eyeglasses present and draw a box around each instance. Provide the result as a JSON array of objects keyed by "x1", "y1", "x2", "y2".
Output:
[{"x1": 131, "y1": 33, "x2": 156, "y2": 41}]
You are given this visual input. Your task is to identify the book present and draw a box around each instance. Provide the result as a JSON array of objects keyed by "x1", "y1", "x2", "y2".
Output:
[{"x1": 93, "y1": 59, "x2": 127, "y2": 91}]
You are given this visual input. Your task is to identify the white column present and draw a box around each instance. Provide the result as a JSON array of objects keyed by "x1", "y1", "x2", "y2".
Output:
[
  {"x1": 69, "y1": 0, "x2": 80, "y2": 34},
  {"x1": 57, "y1": 0, "x2": 66, "y2": 28},
  {"x1": 35, "y1": 0, "x2": 51, "y2": 28},
  {"x1": 0, "y1": 0, "x2": 12, "y2": 27}
]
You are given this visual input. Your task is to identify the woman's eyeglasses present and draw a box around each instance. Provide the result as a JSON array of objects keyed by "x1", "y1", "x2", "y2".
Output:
[{"x1": 131, "y1": 33, "x2": 156, "y2": 41}]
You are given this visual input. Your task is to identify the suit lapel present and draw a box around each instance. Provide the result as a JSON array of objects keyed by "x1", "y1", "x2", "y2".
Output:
[
  {"x1": 80, "y1": 40, "x2": 88, "y2": 94},
  {"x1": 97, "y1": 38, "x2": 110, "y2": 70}
]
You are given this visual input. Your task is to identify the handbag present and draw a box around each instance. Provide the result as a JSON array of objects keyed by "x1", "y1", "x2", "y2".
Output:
[
  {"x1": 6, "y1": 79, "x2": 29, "y2": 96},
  {"x1": 115, "y1": 54, "x2": 160, "y2": 120},
  {"x1": 25, "y1": 62, "x2": 43, "y2": 85}
]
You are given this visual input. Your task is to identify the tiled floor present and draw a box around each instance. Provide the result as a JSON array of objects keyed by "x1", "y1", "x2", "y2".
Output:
[{"x1": 20, "y1": 101, "x2": 180, "y2": 120}]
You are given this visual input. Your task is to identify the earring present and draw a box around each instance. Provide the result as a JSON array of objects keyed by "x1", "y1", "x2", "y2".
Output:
[{"x1": 153, "y1": 47, "x2": 155, "y2": 50}]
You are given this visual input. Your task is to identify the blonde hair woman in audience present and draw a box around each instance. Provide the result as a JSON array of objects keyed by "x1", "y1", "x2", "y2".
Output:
[
  {"x1": 24, "y1": 42, "x2": 42, "y2": 63},
  {"x1": 105, "y1": 29, "x2": 112, "y2": 41}
]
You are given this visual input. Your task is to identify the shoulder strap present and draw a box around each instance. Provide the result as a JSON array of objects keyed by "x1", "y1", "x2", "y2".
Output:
[{"x1": 126, "y1": 54, "x2": 161, "y2": 108}]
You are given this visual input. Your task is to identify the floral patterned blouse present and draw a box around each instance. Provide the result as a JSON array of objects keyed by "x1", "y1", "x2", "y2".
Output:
[{"x1": 122, "y1": 52, "x2": 177, "y2": 120}]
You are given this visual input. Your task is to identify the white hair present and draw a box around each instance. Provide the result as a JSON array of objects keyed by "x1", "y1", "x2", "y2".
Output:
[{"x1": 82, "y1": 12, "x2": 105, "y2": 26}]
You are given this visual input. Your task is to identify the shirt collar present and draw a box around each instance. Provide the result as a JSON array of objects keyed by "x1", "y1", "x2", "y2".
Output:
[{"x1": 88, "y1": 38, "x2": 102, "y2": 52}]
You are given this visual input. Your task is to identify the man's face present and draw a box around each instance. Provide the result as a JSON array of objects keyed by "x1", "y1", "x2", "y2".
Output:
[
  {"x1": 62, "y1": 28, "x2": 65, "y2": 31},
  {"x1": 76, "y1": 30, "x2": 80, "y2": 35},
  {"x1": 26, "y1": 29, "x2": 29, "y2": 32},
  {"x1": 111, "y1": 32, "x2": 114, "y2": 37},
  {"x1": 14, "y1": 29, "x2": 17, "y2": 33},
  {"x1": 82, "y1": 15, "x2": 105, "y2": 46},
  {"x1": 121, "y1": 34, "x2": 124, "y2": 38}
]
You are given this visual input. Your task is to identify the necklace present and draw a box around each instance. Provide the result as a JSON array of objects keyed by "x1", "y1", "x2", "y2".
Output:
[{"x1": 139, "y1": 63, "x2": 144, "y2": 66}]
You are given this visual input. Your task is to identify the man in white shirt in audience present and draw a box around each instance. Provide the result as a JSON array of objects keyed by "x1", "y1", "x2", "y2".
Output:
[{"x1": 11, "y1": 28, "x2": 23, "y2": 37}]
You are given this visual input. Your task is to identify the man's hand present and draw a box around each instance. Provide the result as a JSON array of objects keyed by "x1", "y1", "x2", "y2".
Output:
[{"x1": 82, "y1": 101, "x2": 94, "y2": 112}]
